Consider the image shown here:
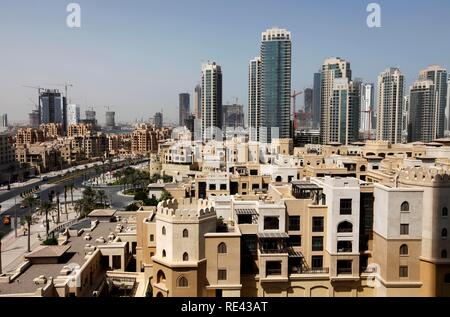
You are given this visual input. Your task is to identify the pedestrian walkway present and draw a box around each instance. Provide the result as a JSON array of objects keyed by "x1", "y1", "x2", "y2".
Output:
[{"x1": 1, "y1": 204, "x2": 80, "y2": 274}]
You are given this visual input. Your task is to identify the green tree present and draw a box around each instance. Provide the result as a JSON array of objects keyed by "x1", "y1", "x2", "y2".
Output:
[
  {"x1": 24, "y1": 214, "x2": 33, "y2": 252},
  {"x1": 159, "y1": 190, "x2": 173, "y2": 202},
  {"x1": 97, "y1": 190, "x2": 107, "y2": 208},
  {"x1": 39, "y1": 201, "x2": 55, "y2": 239}
]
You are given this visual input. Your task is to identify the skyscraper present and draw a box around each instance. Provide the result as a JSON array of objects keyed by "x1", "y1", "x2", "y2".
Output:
[
  {"x1": 222, "y1": 104, "x2": 244, "y2": 129},
  {"x1": 248, "y1": 56, "x2": 261, "y2": 141},
  {"x1": 447, "y1": 77, "x2": 450, "y2": 131},
  {"x1": 105, "y1": 111, "x2": 116, "y2": 128},
  {"x1": 0, "y1": 114, "x2": 7, "y2": 128},
  {"x1": 29, "y1": 110, "x2": 40, "y2": 128},
  {"x1": 312, "y1": 72, "x2": 321, "y2": 129},
  {"x1": 303, "y1": 88, "x2": 314, "y2": 129},
  {"x1": 194, "y1": 84, "x2": 202, "y2": 119},
  {"x1": 260, "y1": 27, "x2": 292, "y2": 142},
  {"x1": 154, "y1": 112, "x2": 163, "y2": 129},
  {"x1": 40, "y1": 89, "x2": 65, "y2": 125},
  {"x1": 201, "y1": 61, "x2": 222, "y2": 141},
  {"x1": 67, "y1": 104, "x2": 80, "y2": 126},
  {"x1": 360, "y1": 83, "x2": 375, "y2": 137},
  {"x1": 376, "y1": 68, "x2": 404, "y2": 144},
  {"x1": 408, "y1": 80, "x2": 436, "y2": 143},
  {"x1": 179, "y1": 93, "x2": 190, "y2": 126},
  {"x1": 320, "y1": 58, "x2": 352, "y2": 144},
  {"x1": 418, "y1": 65, "x2": 448, "y2": 138}
]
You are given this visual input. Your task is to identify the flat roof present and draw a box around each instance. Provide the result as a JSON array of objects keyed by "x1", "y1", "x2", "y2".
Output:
[
  {"x1": 25, "y1": 245, "x2": 71, "y2": 259},
  {"x1": 291, "y1": 181, "x2": 322, "y2": 190},
  {"x1": 88, "y1": 209, "x2": 117, "y2": 217}
]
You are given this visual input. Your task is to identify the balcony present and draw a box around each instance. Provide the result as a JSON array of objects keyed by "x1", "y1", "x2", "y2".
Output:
[{"x1": 337, "y1": 268, "x2": 353, "y2": 275}]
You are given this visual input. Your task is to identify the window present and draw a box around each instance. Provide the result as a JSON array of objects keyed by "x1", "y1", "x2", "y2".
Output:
[
  {"x1": 311, "y1": 256, "x2": 323, "y2": 269},
  {"x1": 275, "y1": 176, "x2": 282, "y2": 182},
  {"x1": 441, "y1": 250, "x2": 447, "y2": 259},
  {"x1": 337, "y1": 260, "x2": 352, "y2": 275},
  {"x1": 183, "y1": 229, "x2": 189, "y2": 238},
  {"x1": 220, "y1": 184, "x2": 227, "y2": 190},
  {"x1": 443, "y1": 207, "x2": 448, "y2": 217},
  {"x1": 150, "y1": 234, "x2": 154, "y2": 242},
  {"x1": 445, "y1": 273, "x2": 450, "y2": 283},
  {"x1": 340, "y1": 199, "x2": 352, "y2": 215},
  {"x1": 288, "y1": 216, "x2": 300, "y2": 231},
  {"x1": 218, "y1": 269, "x2": 227, "y2": 281},
  {"x1": 157, "y1": 270, "x2": 166, "y2": 283},
  {"x1": 337, "y1": 241, "x2": 352, "y2": 253},
  {"x1": 442, "y1": 228, "x2": 448, "y2": 239},
  {"x1": 162, "y1": 250, "x2": 166, "y2": 257},
  {"x1": 400, "y1": 224, "x2": 409, "y2": 235},
  {"x1": 401, "y1": 201, "x2": 410, "y2": 212},
  {"x1": 150, "y1": 252, "x2": 154, "y2": 257},
  {"x1": 209, "y1": 184, "x2": 216, "y2": 190},
  {"x1": 218, "y1": 242, "x2": 227, "y2": 254},
  {"x1": 177, "y1": 276, "x2": 188, "y2": 288},
  {"x1": 312, "y1": 217, "x2": 324, "y2": 232},
  {"x1": 266, "y1": 261, "x2": 282, "y2": 276},
  {"x1": 183, "y1": 252, "x2": 189, "y2": 261},
  {"x1": 242, "y1": 183, "x2": 247, "y2": 189},
  {"x1": 312, "y1": 237, "x2": 323, "y2": 251},
  {"x1": 399, "y1": 266, "x2": 409, "y2": 278},
  {"x1": 264, "y1": 216, "x2": 280, "y2": 230},
  {"x1": 288, "y1": 235, "x2": 301, "y2": 247},
  {"x1": 337, "y1": 221, "x2": 353, "y2": 233},
  {"x1": 162, "y1": 226, "x2": 166, "y2": 235},
  {"x1": 400, "y1": 244, "x2": 409, "y2": 255}
]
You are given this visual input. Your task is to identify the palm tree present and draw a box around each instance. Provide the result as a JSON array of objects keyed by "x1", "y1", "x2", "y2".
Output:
[
  {"x1": 23, "y1": 195, "x2": 37, "y2": 216},
  {"x1": 68, "y1": 183, "x2": 75, "y2": 206},
  {"x1": 39, "y1": 201, "x2": 55, "y2": 239},
  {"x1": 24, "y1": 214, "x2": 33, "y2": 252},
  {"x1": 56, "y1": 192, "x2": 61, "y2": 224},
  {"x1": 64, "y1": 186, "x2": 68, "y2": 221},
  {"x1": 0, "y1": 232, "x2": 4, "y2": 275},
  {"x1": 97, "y1": 190, "x2": 107, "y2": 208}
]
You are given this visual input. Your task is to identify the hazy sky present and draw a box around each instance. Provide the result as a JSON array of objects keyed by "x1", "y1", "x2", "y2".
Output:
[{"x1": 1, "y1": 0, "x2": 449, "y2": 124}]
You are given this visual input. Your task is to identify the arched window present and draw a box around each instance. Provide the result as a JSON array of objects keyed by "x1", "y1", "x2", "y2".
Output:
[
  {"x1": 401, "y1": 202, "x2": 410, "y2": 212},
  {"x1": 442, "y1": 228, "x2": 448, "y2": 238},
  {"x1": 275, "y1": 176, "x2": 282, "y2": 182},
  {"x1": 178, "y1": 276, "x2": 189, "y2": 288},
  {"x1": 162, "y1": 249, "x2": 166, "y2": 257},
  {"x1": 443, "y1": 207, "x2": 448, "y2": 217},
  {"x1": 337, "y1": 221, "x2": 353, "y2": 233},
  {"x1": 157, "y1": 270, "x2": 166, "y2": 284},
  {"x1": 400, "y1": 244, "x2": 409, "y2": 255},
  {"x1": 162, "y1": 226, "x2": 166, "y2": 235},
  {"x1": 183, "y1": 252, "x2": 189, "y2": 261},
  {"x1": 360, "y1": 165, "x2": 366, "y2": 172},
  {"x1": 218, "y1": 242, "x2": 227, "y2": 254},
  {"x1": 183, "y1": 229, "x2": 189, "y2": 238},
  {"x1": 441, "y1": 250, "x2": 448, "y2": 259}
]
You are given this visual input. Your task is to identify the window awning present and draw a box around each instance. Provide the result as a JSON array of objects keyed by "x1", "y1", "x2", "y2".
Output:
[
  {"x1": 257, "y1": 232, "x2": 289, "y2": 239},
  {"x1": 288, "y1": 250, "x2": 304, "y2": 258},
  {"x1": 235, "y1": 208, "x2": 258, "y2": 215}
]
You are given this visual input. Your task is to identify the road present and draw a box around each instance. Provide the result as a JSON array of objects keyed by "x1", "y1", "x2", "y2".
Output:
[{"x1": 0, "y1": 157, "x2": 148, "y2": 235}]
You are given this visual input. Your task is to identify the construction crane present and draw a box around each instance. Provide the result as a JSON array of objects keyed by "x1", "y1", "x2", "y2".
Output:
[
  {"x1": 23, "y1": 85, "x2": 44, "y2": 119},
  {"x1": 45, "y1": 82, "x2": 74, "y2": 102},
  {"x1": 291, "y1": 90, "x2": 303, "y2": 131}
]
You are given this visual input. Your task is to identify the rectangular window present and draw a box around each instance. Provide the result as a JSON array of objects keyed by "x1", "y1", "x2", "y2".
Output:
[
  {"x1": 218, "y1": 269, "x2": 227, "y2": 281},
  {"x1": 312, "y1": 217, "x2": 324, "y2": 232},
  {"x1": 288, "y1": 235, "x2": 301, "y2": 247},
  {"x1": 288, "y1": 216, "x2": 301, "y2": 231},
  {"x1": 150, "y1": 234, "x2": 154, "y2": 242},
  {"x1": 220, "y1": 184, "x2": 227, "y2": 190},
  {"x1": 400, "y1": 224, "x2": 409, "y2": 235},
  {"x1": 242, "y1": 183, "x2": 247, "y2": 189},
  {"x1": 264, "y1": 216, "x2": 280, "y2": 230},
  {"x1": 209, "y1": 184, "x2": 216, "y2": 190},
  {"x1": 311, "y1": 256, "x2": 323, "y2": 269},
  {"x1": 312, "y1": 237, "x2": 323, "y2": 251},
  {"x1": 266, "y1": 261, "x2": 282, "y2": 276},
  {"x1": 399, "y1": 266, "x2": 409, "y2": 278},
  {"x1": 340, "y1": 199, "x2": 352, "y2": 215}
]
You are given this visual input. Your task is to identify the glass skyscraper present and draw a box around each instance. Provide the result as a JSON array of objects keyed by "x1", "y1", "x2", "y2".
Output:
[{"x1": 260, "y1": 28, "x2": 292, "y2": 143}]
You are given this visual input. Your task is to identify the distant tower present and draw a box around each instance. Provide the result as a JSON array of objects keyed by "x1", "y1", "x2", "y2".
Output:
[
  {"x1": 0, "y1": 114, "x2": 7, "y2": 128},
  {"x1": 105, "y1": 111, "x2": 116, "y2": 128},
  {"x1": 201, "y1": 61, "x2": 222, "y2": 141},
  {"x1": 179, "y1": 93, "x2": 190, "y2": 126},
  {"x1": 40, "y1": 89, "x2": 65, "y2": 125},
  {"x1": 67, "y1": 104, "x2": 80, "y2": 126},
  {"x1": 194, "y1": 84, "x2": 202, "y2": 119},
  {"x1": 154, "y1": 112, "x2": 163, "y2": 128},
  {"x1": 312, "y1": 72, "x2": 321, "y2": 129},
  {"x1": 408, "y1": 80, "x2": 437, "y2": 143},
  {"x1": 376, "y1": 68, "x2": 404, "y2": 144},
  {"x1": 29, "y1": 110, "x2": 40, "y2": 128},
  {"x1": 248, "y1": 56, "x2": 262, "y2": 141}
]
